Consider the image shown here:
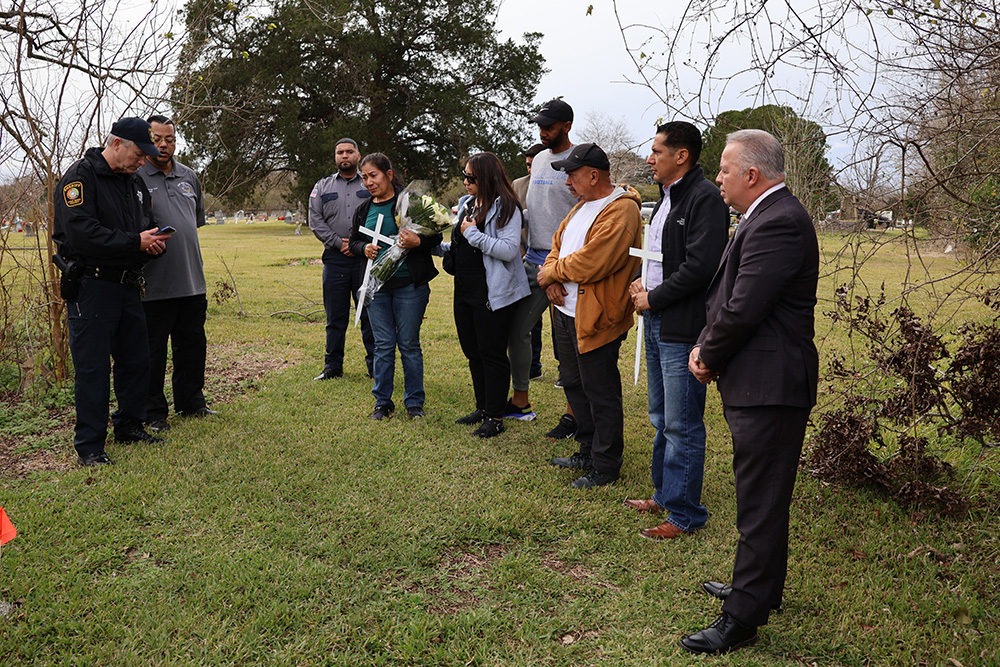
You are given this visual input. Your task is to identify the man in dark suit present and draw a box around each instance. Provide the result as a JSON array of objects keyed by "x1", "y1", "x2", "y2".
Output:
[{"x1": 683, "y1": 129, "x2": 819, "y2": 654}]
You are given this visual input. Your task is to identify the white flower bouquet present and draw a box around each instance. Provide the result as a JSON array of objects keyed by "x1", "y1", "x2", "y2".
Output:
[{"x1": 362, "y1": 187, "x2": 452, "y2": 305}]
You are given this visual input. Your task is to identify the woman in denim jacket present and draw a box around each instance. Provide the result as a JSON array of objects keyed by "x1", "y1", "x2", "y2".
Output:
[{"x1": 440, "y1": 152, "x2": 530, "y2": 437}]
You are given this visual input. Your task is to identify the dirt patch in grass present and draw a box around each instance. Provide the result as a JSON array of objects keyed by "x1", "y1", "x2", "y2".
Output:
[
  {"x1": 203, "y1": 341, "x2": 298, "y2": 404},
  {"x1": 0, "y1": 433, "x2": 75, "y2": 478},
  {"x1": 388, "y1": 545, "x2": 510, "y2": 615},
  {"x1": 439, "y1": 543, "x2": 509, "y2": 577},
  {"x1": 0, "y1": 344, "x2": 297, "y2": 477},
  {"x1": 541, "y1": 553, "x2": 620, "y2": 591}
]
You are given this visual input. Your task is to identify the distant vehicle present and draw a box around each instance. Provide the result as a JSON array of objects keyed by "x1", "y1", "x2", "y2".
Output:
[
  {"x1": 860, "y1": 209, "x2": 892, "y2": 229},
  {"x1": 640, "y1": 201, "x2": 656, "y2": 221}
]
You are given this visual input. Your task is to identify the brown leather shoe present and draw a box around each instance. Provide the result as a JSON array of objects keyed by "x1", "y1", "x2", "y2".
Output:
[
  {"x1": 623, "y1": 498, "x2": 662, "y2": 513},
  {"x1": 640, "y1": 521, "x2": 692, "y2": 540}
]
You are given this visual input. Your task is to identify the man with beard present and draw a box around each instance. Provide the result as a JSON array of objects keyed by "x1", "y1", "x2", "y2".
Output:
[
  {"x1": 309, "y1": 138, "x2": 375, "y2": 380},
  {"x1": 505, "y1": 99, "x2": 579, "y2": 434},
  {"x1": 137, "y1": 115, "x2": 217, "y2": 433}
]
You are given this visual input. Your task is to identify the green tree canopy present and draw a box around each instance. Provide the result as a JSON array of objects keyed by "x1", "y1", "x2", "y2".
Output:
[
  {"x1": 172, "y1": 0, "x2": 544, "y2": 206},
  {"x1": 701, "y1": 105, "x2": 837, "y2": 219}
]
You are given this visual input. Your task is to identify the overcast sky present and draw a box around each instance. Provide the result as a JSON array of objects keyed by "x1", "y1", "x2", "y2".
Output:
[
  {"x1": 494, "y1": 0, "x2": 671, "y2": 156},
  {"x1": 493, "y1": 0, "x2": 880, "y2": 167}
]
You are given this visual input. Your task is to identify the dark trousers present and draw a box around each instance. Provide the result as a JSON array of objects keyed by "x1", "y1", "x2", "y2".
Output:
[
  {"x1": 552, "y1": 309, "x2": 626, "y2": 476},
  {"x1": 322, "y1": 248, "x2": 374, "y2": 374},
  {"x1": 142, "y1": 294, "x2": 208, "y2": 420},
  {"x1": 721, "y1": 404, "x2": 810, "y2": 627},
  {"x1": 530, "y1": 316, "x2": 542, "y2": 376},
  {"x1": 454, "y1": 274, "x2": 517, "y2": 418},
  {"x1": 67, "y1": 278, "x2": 150, "y2": 456}
]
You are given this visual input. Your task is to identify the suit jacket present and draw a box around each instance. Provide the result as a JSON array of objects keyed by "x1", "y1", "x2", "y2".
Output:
[{"x1": 697, "y1": 187, "x2": 819, "y2": 408}]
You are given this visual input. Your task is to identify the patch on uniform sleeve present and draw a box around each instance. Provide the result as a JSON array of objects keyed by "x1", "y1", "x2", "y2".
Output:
[
  {"x1": 63, "y1": 182, "x2": 84, "y2": 207},
  {"x1": 310, "y1": 186, "x2": 318, "y2": 198}
]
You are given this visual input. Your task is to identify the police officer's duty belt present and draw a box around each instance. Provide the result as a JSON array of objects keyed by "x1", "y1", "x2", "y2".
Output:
[{"x1": 82, "y1": 266, "x2": 144, "y2": 286}]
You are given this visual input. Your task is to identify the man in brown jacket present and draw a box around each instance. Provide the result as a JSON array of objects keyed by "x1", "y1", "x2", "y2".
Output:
[{"x1": 538, "y1": 143, "x2": 642, "y2": 489}]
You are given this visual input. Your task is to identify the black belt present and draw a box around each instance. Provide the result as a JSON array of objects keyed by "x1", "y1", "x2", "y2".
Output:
[
  {"x1": 82, "y1": 266, "x2": 145, "y2": 294},
  {"x1": 83, "y1": 266, "x2": 132, "y2": 282}
]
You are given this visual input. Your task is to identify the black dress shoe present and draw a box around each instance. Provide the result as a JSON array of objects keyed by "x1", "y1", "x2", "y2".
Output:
[
  {"x1": 702, "y1": 580, "x2": 733, "y2": 600},
  {"x1": 314, "y1": 369, "x2": 343, "y2": 380},
  {"x1": 702, "y1": 581, "x2": 782, "y2": 611},
  {"x1": 551, "y1": 452, "x2": 593, "y2": 469},
  {"x1": 114, "y1": 424, "x2": 165, "y2": 444},
  {"x1": 79, "y1": 451, "x2": 114, "y2": 467},
  {"x1": 680, "y1": 612, "x2": 758, "y2": 655},
  {"x1": 183, "y1": 407, "x2": 219, "y2": 418}
]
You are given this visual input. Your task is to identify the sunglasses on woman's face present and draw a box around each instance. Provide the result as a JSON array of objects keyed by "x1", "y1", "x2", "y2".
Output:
[{"x1": 462, "y1": 171, "x2": 477, "y2": 184}]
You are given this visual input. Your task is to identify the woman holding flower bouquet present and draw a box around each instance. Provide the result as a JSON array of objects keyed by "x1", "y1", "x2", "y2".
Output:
[
  {"x1": 439, "y1": 152, "x2": 530, "y2": 438},
  {"x1": 349, "y1": 153, "x2": 442, "y2": 420}
]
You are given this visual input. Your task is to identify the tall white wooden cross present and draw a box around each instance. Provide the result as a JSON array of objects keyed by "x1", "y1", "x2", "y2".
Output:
[
  {"x1": 354, "y1": 214, "x2": 396, "y2": 327},
  {"x1": 628, "y1": 225, "x2": 662, "y2": 385}
]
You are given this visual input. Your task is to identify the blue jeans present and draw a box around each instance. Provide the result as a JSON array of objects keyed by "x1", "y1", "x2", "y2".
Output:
[
  {"x1": 645, "y1": 312, "x2": 708, "y2": 532},
  {"x1": 367, "y1": 282, "x2": 430, "y2": 409}
]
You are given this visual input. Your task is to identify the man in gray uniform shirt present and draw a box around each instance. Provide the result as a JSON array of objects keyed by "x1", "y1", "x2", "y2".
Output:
[
  {"x1": 506, "y1": 99, "x2": 579, "y2": 432},
  {"x1": 139, "y1": 115, "x2": 217, "y2": 432},
  {"x1": 308, "y1": 138, "x2": 374, "y2": 380}
]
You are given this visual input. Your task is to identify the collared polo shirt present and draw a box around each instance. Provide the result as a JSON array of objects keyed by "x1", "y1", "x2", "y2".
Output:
[
  {"x1": 138, "y1": 159, "x2": 207, "y2": 301},
  {"x1": 308, "y1": 171, "x2": 371, "y2": 248}
]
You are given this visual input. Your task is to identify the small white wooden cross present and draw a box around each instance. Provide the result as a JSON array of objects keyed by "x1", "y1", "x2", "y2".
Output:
[
  {"x1": 628, "y1": 224, "x2": 662, "y2": 384},
  {"x1": 354, "y1": 214, "x2": 396, "y2": 327}
]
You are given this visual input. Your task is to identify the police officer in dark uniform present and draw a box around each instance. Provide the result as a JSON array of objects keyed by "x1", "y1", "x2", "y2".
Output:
[{"x1": 53, "y1": 117, "x2": 171, "y2": 466}]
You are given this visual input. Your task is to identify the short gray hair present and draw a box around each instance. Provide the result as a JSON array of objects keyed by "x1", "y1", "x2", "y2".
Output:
[
  {"x1": 107, "y1": 133, "x2": 135, "y2": 150},
  {"x1": 725, "y1": 129, "x2": 785, "y2": 181}
]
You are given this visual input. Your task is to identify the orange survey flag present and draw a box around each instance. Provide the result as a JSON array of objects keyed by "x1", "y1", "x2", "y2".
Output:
[{"x1": 0, "y1": 507, "x2": 16, "y2": 545}]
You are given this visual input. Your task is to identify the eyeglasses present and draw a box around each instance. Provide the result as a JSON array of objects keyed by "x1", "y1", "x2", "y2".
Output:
[{"x1": 462, "y1": 171, "x2": 477, "y2": 184}]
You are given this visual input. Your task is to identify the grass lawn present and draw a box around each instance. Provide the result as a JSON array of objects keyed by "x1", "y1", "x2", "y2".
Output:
[{"x1": 0, "y1": 223, "x2": 996, "y2": 665}]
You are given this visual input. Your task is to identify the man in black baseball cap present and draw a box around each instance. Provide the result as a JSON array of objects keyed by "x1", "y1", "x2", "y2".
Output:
[
  {"x1": 530, "y1": 99, "x2": 574, "y2": 125},
  {"x1": 537, "y1": 139, "x2": 643, "y2": 490},
  {"x1": 110, "y1": 117, "x2": 161, "y2": 159},
  {"x1": 506, "y1": 97, "x2": 580, "y2": 435},
  {"x1": 51, "y1": 115, "x2": 171, "y2": 466},
  {"x1": 551, "y1": 143, "x2": 611, "y2": 173}
]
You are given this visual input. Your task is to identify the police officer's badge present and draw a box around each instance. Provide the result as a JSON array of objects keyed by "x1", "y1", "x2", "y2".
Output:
[{"x1": 63, "y1": 181, "x2": 84, "y2": 207}]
